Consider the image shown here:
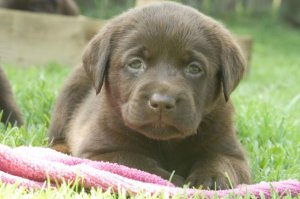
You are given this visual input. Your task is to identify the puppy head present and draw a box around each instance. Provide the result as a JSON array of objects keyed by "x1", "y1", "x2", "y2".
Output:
[{"x1": 82, "y1": 2, "x2": 245, "y2": 140}]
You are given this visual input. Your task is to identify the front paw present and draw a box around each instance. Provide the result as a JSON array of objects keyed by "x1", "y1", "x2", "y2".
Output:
[
  {"x1": 185, "y1": 171, "x2": 234, "y2": 190},
  {"x1": 170, "y1": 174, "x2": 185, "y2": 187}
]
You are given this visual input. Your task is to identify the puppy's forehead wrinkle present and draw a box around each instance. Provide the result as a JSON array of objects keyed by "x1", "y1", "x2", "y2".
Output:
[
  {"x1": 114, "y1": 14, "x2": 220, "y2": 65},
  {"x1": 138, "y1": 22, "x2": 199, "y2": 54},
  {"x1": 137, "y1": 5, "x2": 209, "y2": 34},
  {"x1": 110, "y1": 9, "x2": 224, "y2": 68}
]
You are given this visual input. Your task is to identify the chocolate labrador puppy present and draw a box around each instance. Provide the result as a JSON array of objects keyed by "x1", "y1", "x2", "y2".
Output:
[
  {"x1": 0, "y1": 0, "x2": 79, "y2": 16},
  {"x1": 49, "y1": 2, "x2": 251, "y2": 189},
  {"x1": 0, "y1": 66, "x2": 23, "y2": 126}
]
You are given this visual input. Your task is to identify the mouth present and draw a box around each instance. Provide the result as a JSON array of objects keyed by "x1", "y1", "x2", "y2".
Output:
[
  {"x1": 121, "y1": 101, "x2": 199, "y2": 140},
  {"x1": 123, "y1": 118, "x2": 196, "y2": 140},
  {"x1": 140, "y1": 124, "x2": 184, "y2": 140}
]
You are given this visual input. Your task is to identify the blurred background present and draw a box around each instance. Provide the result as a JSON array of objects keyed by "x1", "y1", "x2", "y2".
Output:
[{"x1": 77, "y1": 0, "x2": 300, "y2": 25}]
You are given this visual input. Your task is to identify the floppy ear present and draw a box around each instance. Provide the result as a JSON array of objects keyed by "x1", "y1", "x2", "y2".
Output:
[
  {"x1": 220, "y1": 36, "x2": 246, "y2": 101},
  {"x1": 82, "y1": 27, "x2": 113, "y2": 95}
]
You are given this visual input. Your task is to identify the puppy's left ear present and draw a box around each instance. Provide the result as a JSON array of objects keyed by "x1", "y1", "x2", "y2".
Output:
[
  {"x1": 82, "y1": 25, "x2": 113, "y2": 95},
  {"x1": 219, "y1": 34, "x2": 246, "y2": 101}
]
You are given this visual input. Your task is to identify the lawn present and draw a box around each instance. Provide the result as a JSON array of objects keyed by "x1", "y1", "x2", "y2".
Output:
[{"x1": 0, "y1": 10, "x2": 300, "y2": 199}]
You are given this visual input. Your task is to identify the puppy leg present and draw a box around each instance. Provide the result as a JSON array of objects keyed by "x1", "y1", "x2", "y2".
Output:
[
  {"x1": 185, "y1": 133, "x2": 251, "y2": 190},
  {"x1": 0, "y1": 67, "x2": 23, "y2": 126},
  {"x1": 48, "y1": 65, "x2": 91, "y2": 153},
  {"x1": 88, "y1": 152, "x2": 185, "y2": 186},
  {"x1": 186, "y1": 153, "x2": 250, "y2": 189}
]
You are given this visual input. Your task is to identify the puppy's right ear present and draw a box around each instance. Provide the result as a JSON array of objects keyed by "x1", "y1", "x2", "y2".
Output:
[
  {"x1": 217, "y1": 28, "x2": 246, "y2": 102},
  {"x1": 82, "y1": 27, "x2": 113, "y2": 94}
]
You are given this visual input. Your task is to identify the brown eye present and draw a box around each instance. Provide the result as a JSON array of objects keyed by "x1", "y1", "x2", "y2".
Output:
[
  {"x1": 185, "y1": 62, "x2": 203, "y2": 76},
  {"x1": 127, "y1": 58, "x2": 145, "y2": 71}
]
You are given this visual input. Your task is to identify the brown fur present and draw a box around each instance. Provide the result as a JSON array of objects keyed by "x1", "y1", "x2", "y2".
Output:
[
  {"x1": 0, "y1": 0, "x2": 79, "y2": 16},
  {"x1": 49, "y1": 2, "x2": 251, "y2": 189},
  {"x1": 0, "y1": 66, "x2": 23, "y2": 126}
]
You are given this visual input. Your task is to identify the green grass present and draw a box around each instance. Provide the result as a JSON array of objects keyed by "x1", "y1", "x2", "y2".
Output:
[
  {"x1": 0, "y1": 63, "x2": 70, "y2": 147},
  {"x1": 0, "y1": 12, "x2": 300, "y2": 198},
  {"x1": 78, "y1": 0, "x2": 135, "y2": 19},
  {"x1": 224, "y1": 15, "x2": 300, "y2": 183}
]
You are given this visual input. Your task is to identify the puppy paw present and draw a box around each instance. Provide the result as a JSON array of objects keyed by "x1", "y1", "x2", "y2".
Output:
[
  {"x1": 185, "y1": 171, "x2": 233, "y2": 190},
  {"x1": 170, "y1": 174, "x2": 185, "y2": 187}
]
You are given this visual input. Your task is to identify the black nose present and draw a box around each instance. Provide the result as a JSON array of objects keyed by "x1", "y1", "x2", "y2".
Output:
[{"x1": 149, "y1": 93, "x2": 176, "y2": 111}]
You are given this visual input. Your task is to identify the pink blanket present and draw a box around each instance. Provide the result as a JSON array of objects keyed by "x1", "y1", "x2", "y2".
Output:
[{"x1": 0, "y1": 144, "x2": 299, "y2": 198}]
